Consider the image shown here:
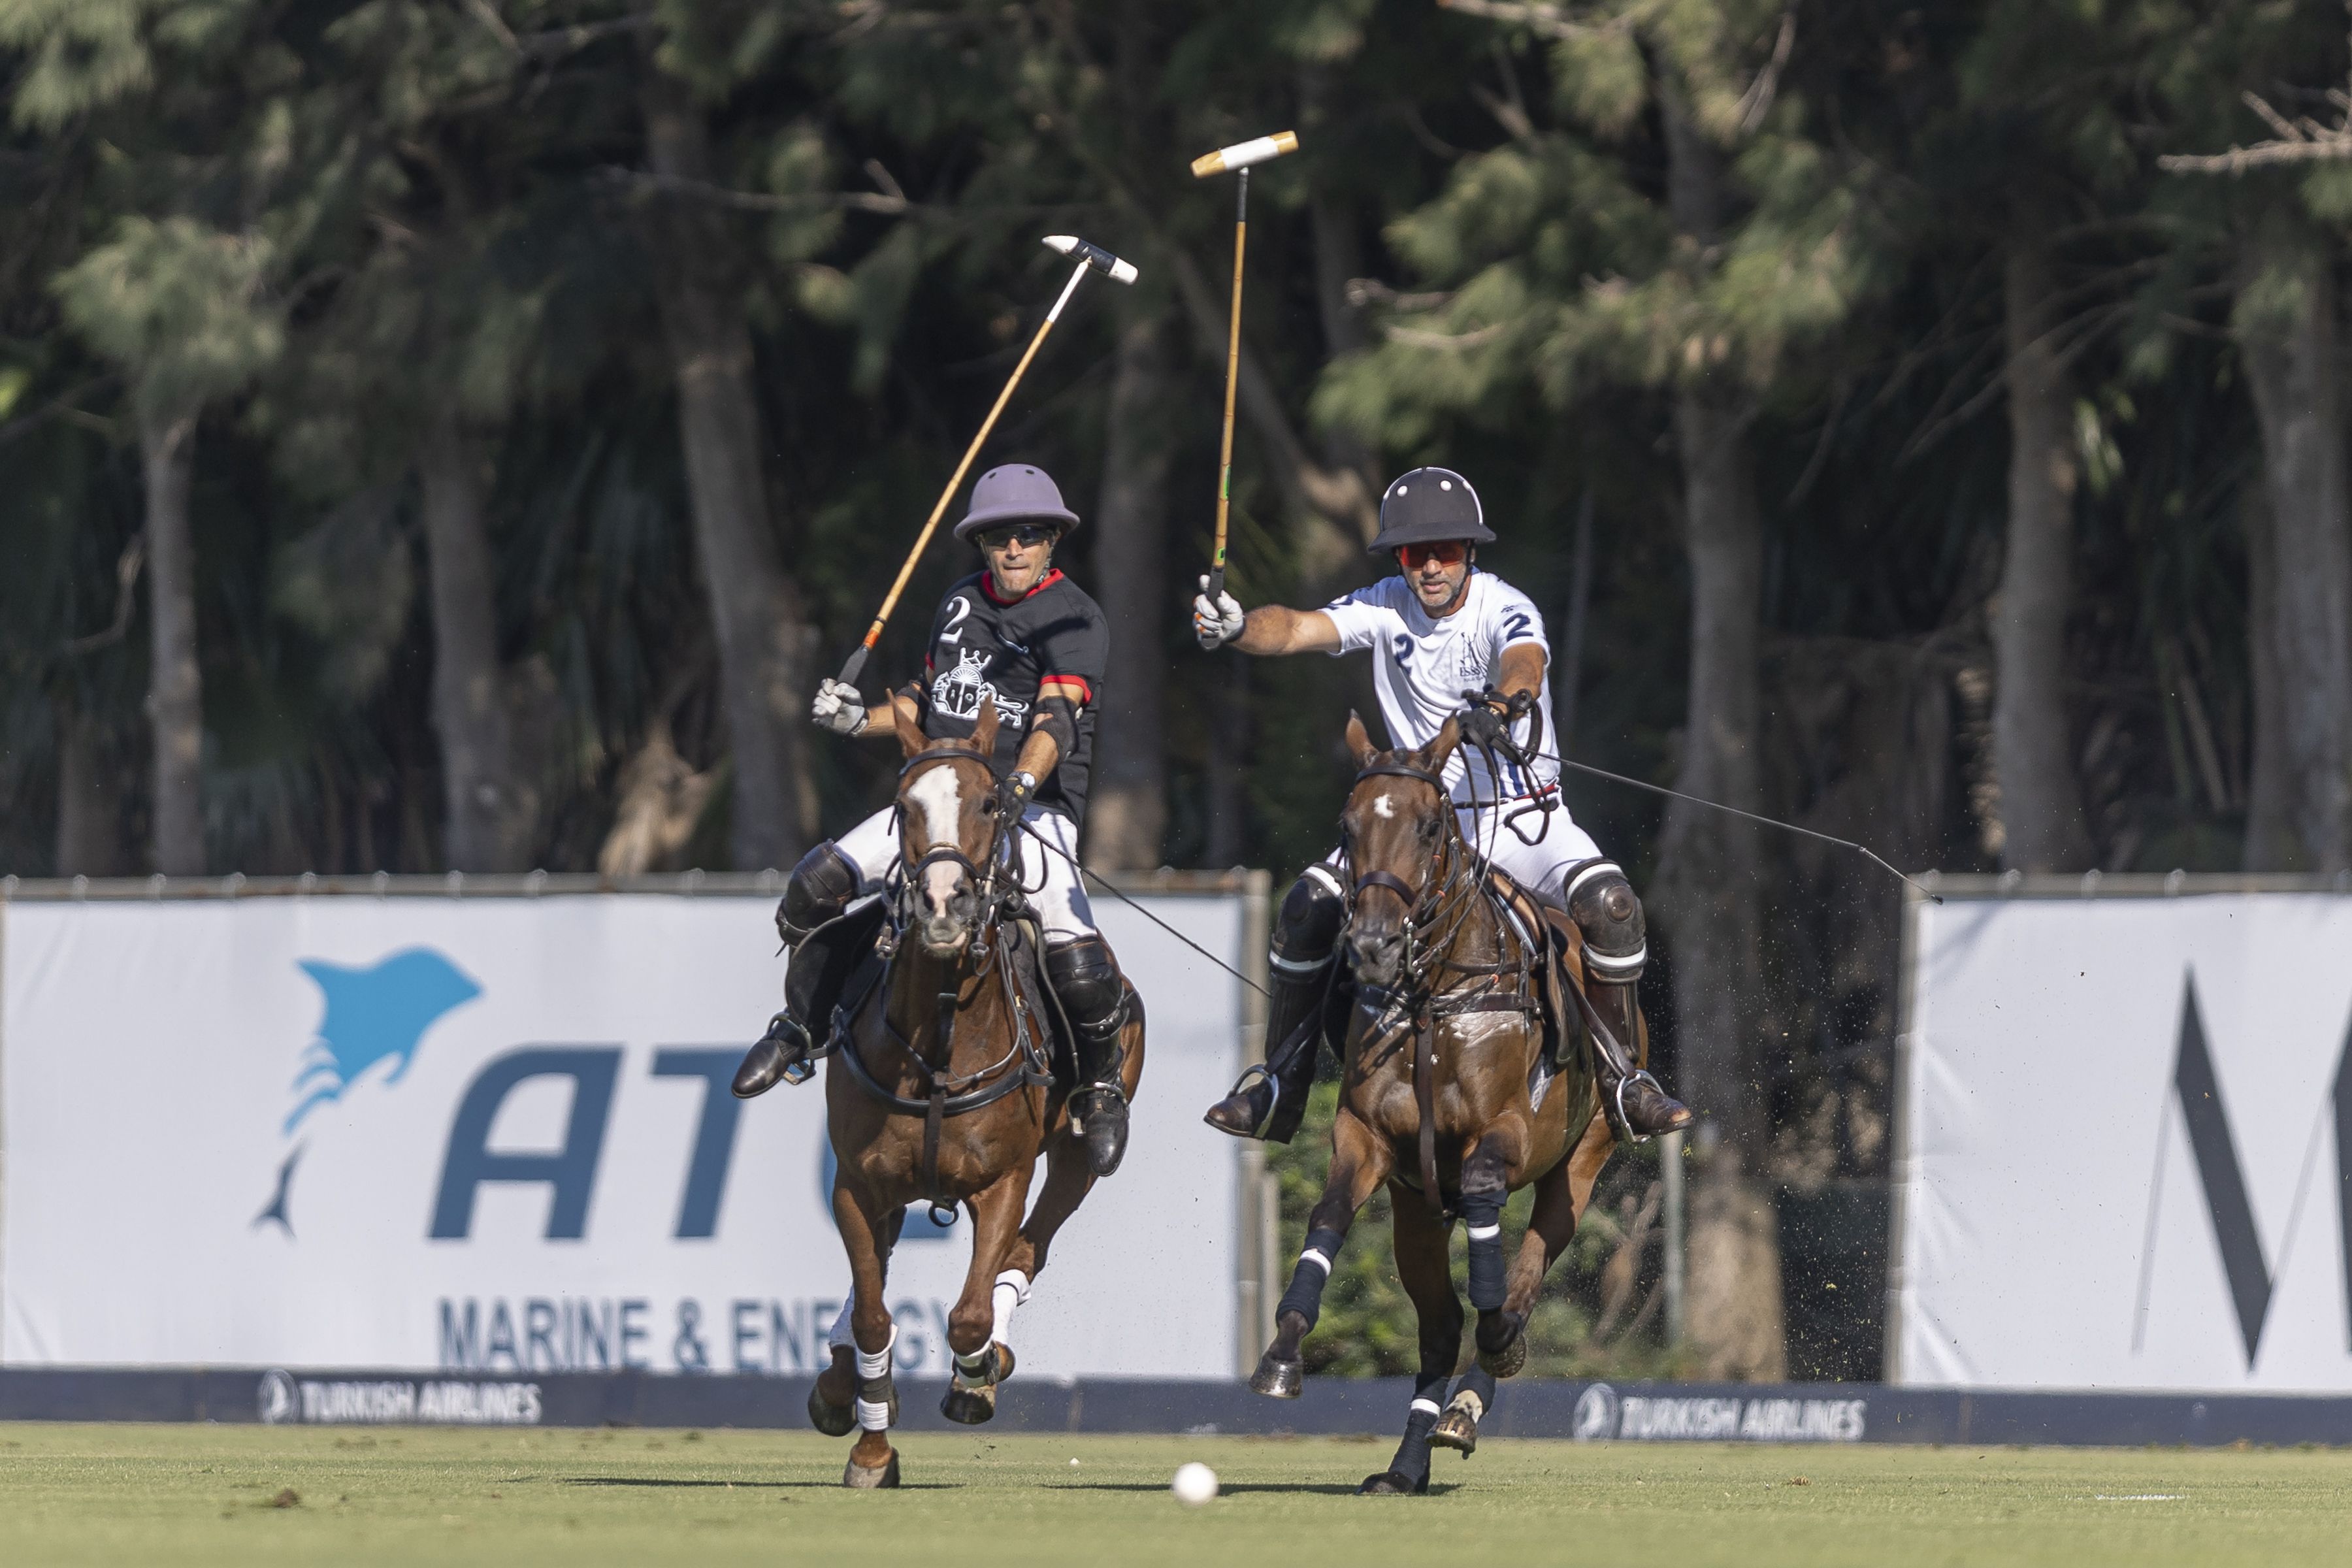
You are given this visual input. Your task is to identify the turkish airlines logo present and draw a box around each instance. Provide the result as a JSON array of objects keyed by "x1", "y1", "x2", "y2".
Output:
[{"x1": 2133, "y1": 976, "x2": 2352, "y2": 1365}]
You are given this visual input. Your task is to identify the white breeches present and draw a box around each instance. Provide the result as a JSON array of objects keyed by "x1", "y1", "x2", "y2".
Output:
[{"x1": 832, "y1": 802, "x2": 1098, "y2": 942}]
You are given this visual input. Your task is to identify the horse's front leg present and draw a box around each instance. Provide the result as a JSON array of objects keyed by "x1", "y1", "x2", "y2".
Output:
[
  {"x1": 832, "y1": 1179, "x2": 904, "y2": 1488},
  {"x1": 1359, "y1": 1188, "x2": 1460, "y2": 1495},
  {"x1": 940, "y1": 1161, "x2": 1034, "y2": 1425},
  {"x1": 809, "y1": 1205, "x2": 904, "y2": 1437},
  {"x1": 1250, "y1": 1107, "x2": 1394, "y2": 1397},
  {"x1": 1459, "y1": 1122, "x2": 1531, "y2": 1377},
  {"x1": 1475, "y1": 1110, "x2": 1611, "y2": 1378}
]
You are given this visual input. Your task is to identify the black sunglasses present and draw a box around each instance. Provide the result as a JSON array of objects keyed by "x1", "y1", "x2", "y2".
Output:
[{"x1": 976, "y1": 523, "x2": 1057, "y2": 549}]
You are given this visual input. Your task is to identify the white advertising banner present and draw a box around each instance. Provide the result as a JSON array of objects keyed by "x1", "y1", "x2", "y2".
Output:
[
  {"x1": 1895, "y1": 891, "x2": 2352, "y2": 1391},
  {"x1": 1, "y1": 892, "x2": 1245, "y2": 1378}
]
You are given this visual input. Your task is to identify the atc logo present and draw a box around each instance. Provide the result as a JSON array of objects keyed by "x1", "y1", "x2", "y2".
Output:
[
  {"x1": 253, "y1": 949, "x2": 482, "y2": 1237},
  {"x1": 257, "y1": 1369, "x2": 299, "y2": 1424}
]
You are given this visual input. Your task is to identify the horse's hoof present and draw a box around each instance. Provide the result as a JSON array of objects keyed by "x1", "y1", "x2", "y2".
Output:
[
  {"x1": 807, "y1": 1382, "x2": 855, "y2": 1438},
  {"x1": 1358, "y1": 1470, "x2": 1428, "y2": 1495},
  {"x1": 941, "y1": 1384, "x2": 998, "y2": 1425},
  {"x1": 1475, "y1": 1332, "x2": 1527, "y2": 1379},
  {"x1": 842, "y1": 1451, "x2": 900, "y2": 1490},
  {"x1": 1429, "y1": 1408, "x2": 1478, "y2": 1455},
  {"x1": 1249, "y1": 1352, "x2": 1304, "y2": 1399}
]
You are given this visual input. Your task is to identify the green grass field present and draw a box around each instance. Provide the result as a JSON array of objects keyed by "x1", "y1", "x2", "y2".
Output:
[{"x1": 3, "y1": 1423, "x2": 2346, "y2": 1567}]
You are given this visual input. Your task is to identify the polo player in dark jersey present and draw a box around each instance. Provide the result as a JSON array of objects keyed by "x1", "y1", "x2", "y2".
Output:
[{"x1": 729, "y1": 463, "x2": 1132, "y2": 1177}]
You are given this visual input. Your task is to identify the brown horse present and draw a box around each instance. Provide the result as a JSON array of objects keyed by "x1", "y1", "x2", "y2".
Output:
[
  {"x1": 1249, "y1": 713, "x2": 1631, "y2": 1494},
  {"x1": 808, "y1": 693, "x2": 1145, "y2": 1488}
]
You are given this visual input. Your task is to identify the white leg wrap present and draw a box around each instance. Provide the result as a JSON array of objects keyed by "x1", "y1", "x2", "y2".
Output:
[
  {"x1": 1299, "y1": 1248, "x2": 1333, "y2": 1275},
  {"x1": 1411, "y1": 1397, "x2": 1443, "y2": 1417},
  {"x1": 1466, "y1": 1222, "x2": 1502, "y2": 1241},
  {"x1": 855, "y1": 1324, "x2": 897, "y2": 1382},
  {"x1": 826, "y1": 1299, "x2": 855, "y2": 1354},
  {"x1": 855, "y1": 1398, "x2": 891, "y2": 1431},
  {"x1": 990, "y1": 1269, "x2": 1032, "y2": 1345},
  {"x1": 953, "y1": 1347, "x2": 993, "y2": 1388}
]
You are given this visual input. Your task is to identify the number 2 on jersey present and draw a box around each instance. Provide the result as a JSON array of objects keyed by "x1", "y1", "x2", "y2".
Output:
[{"x1": 1392, "y1": 632, "x2": 1413, "y2": 670}]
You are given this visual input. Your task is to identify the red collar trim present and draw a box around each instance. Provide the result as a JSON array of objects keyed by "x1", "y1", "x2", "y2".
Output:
[{"x1": 981, "y1": 566, "x2": 1063, "y2": 606}]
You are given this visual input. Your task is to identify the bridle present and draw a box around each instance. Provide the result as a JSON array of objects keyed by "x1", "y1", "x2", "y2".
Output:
[
  {"x1": 892, "y1": 743, "x2": 1020, "y2": 947},
  {"x1": 1341, "y1": 756, "x2": 1482, "y2": 998}
]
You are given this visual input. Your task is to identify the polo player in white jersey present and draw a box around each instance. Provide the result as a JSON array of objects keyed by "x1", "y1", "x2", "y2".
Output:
[{"x1": 1190, "y1": 466, "x2": 1691, "y2": 1143}]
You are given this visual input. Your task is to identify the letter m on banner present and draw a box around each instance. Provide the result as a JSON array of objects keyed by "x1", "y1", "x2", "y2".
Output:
[{"x1": 2153, "y1": 977, "x2": 2352, "y2": 1364}]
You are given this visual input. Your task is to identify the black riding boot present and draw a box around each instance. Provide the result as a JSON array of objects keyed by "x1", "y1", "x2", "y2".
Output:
[
  {"x1": 1203, "y1": 868, "x2": 1345, "y2": 1143},
  {"x1": 734, "y1": 843, "x2": 862, "y2": 1100},
  {"x1": 1046, "y1": 936, "x2": 1131, "y2": 1178},
  {"x1": 1566, "y1": 862, "x2": 1691, "y2": 1139}
]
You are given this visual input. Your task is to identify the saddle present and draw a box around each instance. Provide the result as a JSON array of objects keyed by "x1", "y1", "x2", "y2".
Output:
[
  {"x1": 800, "y1": 898, "x2": 1095, "y2": 1098},
  {"x1": 1481, "y1": 867, "x2": 1589, "y2": 1073}
]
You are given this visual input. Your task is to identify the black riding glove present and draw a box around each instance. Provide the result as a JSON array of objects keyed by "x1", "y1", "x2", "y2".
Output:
[
  {"x1": 993, "y1": 770, "x2": 1037, "y2": 821},
  {"x1": 1456, "y1": 703, "x2": 1512, "y2": 753}
]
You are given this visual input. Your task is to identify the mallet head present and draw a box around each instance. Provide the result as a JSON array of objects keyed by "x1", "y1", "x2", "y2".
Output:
[
  {"x1": 1042, "y1": 235, "x2": 1139, "y2": 284},
  {"x1": 1190, "y1": 131, "x2": 1299, "y2": 178}
]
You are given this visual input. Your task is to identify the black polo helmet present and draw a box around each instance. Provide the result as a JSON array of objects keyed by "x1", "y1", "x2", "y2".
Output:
[
  {"x1": 953, "y1": 463, "x2": 1082, "y2": 542},
  {"x1": 1364, "y1": 466, "x2": 1495, "y2": 554}
]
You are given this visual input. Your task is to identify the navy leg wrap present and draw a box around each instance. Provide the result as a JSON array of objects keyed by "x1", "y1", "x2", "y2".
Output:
[
  {"x1": 1276, "y1": 1226, "x2": 1347, "y2": 1330},
  {"x1": 1462, "y1": 1192, "x2": 1507, "y2": 1312},
  {"x1": 1388, "y1": 1403, "x2": 1439, "y2": 1488}
]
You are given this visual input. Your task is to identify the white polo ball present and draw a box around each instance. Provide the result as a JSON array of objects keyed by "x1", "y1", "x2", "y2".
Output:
[{"x1": 1171, "y1": 1462, "x2": 1219, "y2": 1506}]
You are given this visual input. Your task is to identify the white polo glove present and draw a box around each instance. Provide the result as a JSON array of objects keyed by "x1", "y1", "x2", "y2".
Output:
[
  {"x1": 810, "y1": 678, "x2": 868, "y2": 736},
  {"x1": 1193, "y1": 575, "x2": 1246, "y2": 651}
]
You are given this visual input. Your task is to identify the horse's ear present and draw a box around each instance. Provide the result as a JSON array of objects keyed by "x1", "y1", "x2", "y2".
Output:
[
  {"x1": 1345, "y1": 710, "x2": 1379, "y2": 768},
  {"x1": 1427, "y1": 715, "x2": 1462, "y2": 766},
  {"x1": 972, "y1": 694, "x2": 1000, "y2": 757},
  {"x1": 892, "y1": 691, "x2": 927, "y2": 759}
]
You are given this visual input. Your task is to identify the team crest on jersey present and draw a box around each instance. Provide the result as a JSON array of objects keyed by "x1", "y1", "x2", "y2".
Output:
[{"x1": 932, "y1": 647, "x2": 1028, "y2": 723}]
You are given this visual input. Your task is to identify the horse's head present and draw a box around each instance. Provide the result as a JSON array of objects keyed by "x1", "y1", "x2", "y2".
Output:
[
  {"x1": 1337, "y1": 710, "x2": 1461, "y2": 989},
  {"x1": 892, "y1": 690, "x2": 1005, "y2": 958}
]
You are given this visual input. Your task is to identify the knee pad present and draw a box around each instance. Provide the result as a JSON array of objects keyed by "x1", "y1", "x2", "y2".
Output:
[
  {"x1": 1273, "y1": 864, "x2": 1347, "y2": 971},
  {"x1": 779, "y1": 841, "x2": 860, "y2": 944},
  {"x1": 1045, "y1": 935, "x2": 1126, "y2": 1032},
  {"x1": 1565, "y1": 861, "x2": 1645, "y2": 985}
]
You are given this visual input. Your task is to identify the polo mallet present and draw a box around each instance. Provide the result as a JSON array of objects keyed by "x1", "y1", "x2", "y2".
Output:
[
  {"x1": 834, "y1": 234, "x2": 1139, "y2": 687},
  {"x1": 1191, "y1": 130, "x2": 1298, "y2": 602}
]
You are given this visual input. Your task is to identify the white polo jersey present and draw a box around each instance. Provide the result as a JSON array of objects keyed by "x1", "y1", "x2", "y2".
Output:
[{"x1": 1320, "y1": 571, "x2": 1560, "y2": 805}]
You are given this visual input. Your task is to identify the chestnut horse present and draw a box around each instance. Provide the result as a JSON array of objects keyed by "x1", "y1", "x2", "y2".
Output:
[
  {"x1": 808, "y1": 693, "x2": 1145, "y2": 1488},
  {"x1": 1249, "y1": 713, "x2": 1630, "y2": 1494}
]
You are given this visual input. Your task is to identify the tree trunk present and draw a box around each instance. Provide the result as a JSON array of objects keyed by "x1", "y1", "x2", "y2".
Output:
[
  {"x1": 142, "y1": 404, "x2": 204, "y2": 876},
  {"x1": 419, "y1": 414, "x2": 533, "y2": 870},
  {"x1": 1993, "y1": 240, "x2": 2094, "y2": 872},
  {"x1": 1649, "y1": 88, "x2": 1784, "y2": 1380},
  {"x1": 1085, "y1": 302, "x2": 1175, "y2": 872},
  {"x1": 54, "y1": 700, "x2": 127, "y2": 876},
  {"x1": 640, "y1": 71, "x2": 814, "y2": 873},
  {"x1": 2241, "y1": 483, "x2": 2296, "y2": 870},
  {"x1": 2236, "y1": 232, "x2": 2352, "y2": 874}
]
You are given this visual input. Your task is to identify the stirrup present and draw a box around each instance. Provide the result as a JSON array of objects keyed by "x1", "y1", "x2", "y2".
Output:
[
  {"x1": 1608, "y1": 1069, "x2": 1668, "y2": 1144},
  {"x1": 1207, "y1": 1064, "x2": 1279, "y2": 1138}
]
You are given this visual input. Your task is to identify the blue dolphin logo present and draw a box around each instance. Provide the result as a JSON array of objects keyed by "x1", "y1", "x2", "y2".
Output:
[
  {"x1": 257, "y1": 948, "x2": 481, "y2": 1238},
  {"x1": 285, "y1": 949, "x2": 482, "y2": 1135}
]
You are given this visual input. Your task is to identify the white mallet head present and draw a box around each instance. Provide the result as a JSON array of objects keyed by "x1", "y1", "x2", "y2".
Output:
[
  {"x1": 1171, "y1": 1462, "x2": 1219, "y2": 1506},
  {"x1": 1042, "y1": 234, "x2": 1139, "y2": 285},
  {"x1": 1191, "y1": 131, "x2": 1300, "y2": 178}
]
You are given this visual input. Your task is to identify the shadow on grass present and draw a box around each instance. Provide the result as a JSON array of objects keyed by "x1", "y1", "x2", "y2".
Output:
[
  {"x1": 563, "y1": 1477, "x2": 955, "y2": 1492},
  {"x1": 1061, "y1": 1482, "x2": 1461, "y2": 1497}
]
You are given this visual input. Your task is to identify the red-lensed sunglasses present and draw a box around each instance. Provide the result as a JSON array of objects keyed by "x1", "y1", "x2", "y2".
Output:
[{"x1": 1396, "y1": 540, "x2": 1467, "y2": 569}]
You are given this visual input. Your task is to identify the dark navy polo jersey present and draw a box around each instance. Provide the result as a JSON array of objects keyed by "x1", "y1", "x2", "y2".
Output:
[{"x1": 920, "y1": 568, "x2": 1108, "y2": 822}]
